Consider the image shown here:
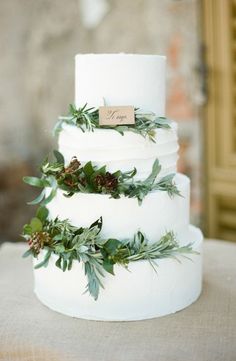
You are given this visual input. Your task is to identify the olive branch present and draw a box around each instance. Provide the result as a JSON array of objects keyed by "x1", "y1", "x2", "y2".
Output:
[
  {"x1": 23, "y1": 151, "x2": 181, "y2": 206},
  {"x1": 22, "y1": 209, "x2": 197, "y2": 300},
  {"x1": 54, "y1": 103, "x2": 172, "y2": 142}
]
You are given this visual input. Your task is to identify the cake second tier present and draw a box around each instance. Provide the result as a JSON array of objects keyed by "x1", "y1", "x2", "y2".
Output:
[
  {"x1": 46, "y1": 173, "x2": 189, "y2": 244},
  {"x1": 58, "y1": 122, "x2": 178, "y2": 181}
]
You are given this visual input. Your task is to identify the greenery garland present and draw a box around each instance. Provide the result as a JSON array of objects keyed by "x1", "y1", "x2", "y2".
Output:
[
  {"x1": 22, "y1": 206, "x2": 197, "y2": 300},
  {"x1": 54, "y1": 104, "x2": 172, "y2": 142},
  {"x1": 23, "y1": 151, "x2": 181, "y2": 206}
]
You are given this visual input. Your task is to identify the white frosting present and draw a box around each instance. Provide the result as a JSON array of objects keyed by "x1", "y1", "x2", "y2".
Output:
[
  {"x1": 31, "y1": 53, "x2": 203, "y2": 321},
  {"x1": 75, "y1": 54, "x2": 166, "y2": 116},
  {"x1": 58, "y1": 122, "x2": 178, "y2": 180},
  {"x1": 46, "y1": 174, "x2": 189, "y2": 244},
  {"x1": 33, "y1": 225, "x2": 203, "y2": 321}
]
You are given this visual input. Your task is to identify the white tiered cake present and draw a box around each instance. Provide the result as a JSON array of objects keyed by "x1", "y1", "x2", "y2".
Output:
[{"x1": 30, "y1": 54, "x2": 202, "y2": 321}]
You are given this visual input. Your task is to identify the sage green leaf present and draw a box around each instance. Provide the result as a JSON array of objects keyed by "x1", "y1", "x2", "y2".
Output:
[
  {"x1": 41, "y1": 159, "x2": 64, "y2": 175},
  {"x1": 36, "y1": 206, "x2": 49, "y2": 223},
  {"x1": 22, "y1": 249, "x2": 33, "y2": 258},
  {"x1": 30, "y1": 217, "x2": 43, "y2": 233},
  {"x1": 34, "y1": 250, "x2": 51, "y2": 269},
  {"x1": 68, "y1": 257, "x2": 73, "y2": 270},
  {"x1": 152, "y1": 173, "x2": 182, "y2": 198},
  {"x1": 55, "y1": 257, "x2": 62, "y2": 269},
  {"x1": 103, "y1": 259, "x2": 114, "y2": 275},
  {"x1": 157, "y1": 173, "x2": 175, "y2": 184},
  {"x1": 41, "y1": 188, "x2": 57, "y2": 206},
  {"x1": 83, "y1": 161, "x2": 95, "y2": 177},
  {"x1": 23, "y1": 224, "x2": 32, "y2": 236},
  {"x1": 113, "y1": 170, "x2": 122, "y2": 178},
  {"x1": 84, "y1": 262, "x2": 101, "y2": 300},
  {"x1": 62, "y1": 259, "x2": 67, "y2": 272},
  {"x1": 103, "y1": 238, "x2": 121, "y2": 256},
  {"x1": 54, "y1": 244, "x2": 65, "y2": 253},
  {"x1": 27, "y1": 189, "x2": 45, "y2": 205},
  {"x1": 53, "y1": 150, "x2": 65, "y2": 165},
  {"x1": 23, "y1": 176, "x2": 49, "y2": 188},
  {"x1": 144, "y1": 159, "x2": 161, "y2": 185},
  {"x1": 53, "y1": 119, "x2": 63, "y2": 137},
  {"x1": 69, "y1": 103, "x2": 76, "y2": 114},
  {"x1": 53, "y1": 234, "x2": 63, "y2": 241}
]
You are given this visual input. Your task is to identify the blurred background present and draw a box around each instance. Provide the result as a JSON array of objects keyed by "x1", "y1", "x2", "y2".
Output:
[{"x1": 0, "y1": 0, "x2": 235, "y2": 243}]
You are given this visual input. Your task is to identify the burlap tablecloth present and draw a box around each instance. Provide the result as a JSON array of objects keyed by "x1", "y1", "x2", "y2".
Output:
[{"x1": 0, "y1": 240, "x2": 235, "y2": 361}]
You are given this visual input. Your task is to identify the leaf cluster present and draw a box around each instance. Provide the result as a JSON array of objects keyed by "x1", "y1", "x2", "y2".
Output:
[
  {"x1": 23, "y1": 151, "x2": 181, "y2": 205},
  {"x1": 22, "y1": 211, "x2": 197, "y2": 300},
  {"x1": 54, "y1": 104, "x2": 172, "y2": 142}
]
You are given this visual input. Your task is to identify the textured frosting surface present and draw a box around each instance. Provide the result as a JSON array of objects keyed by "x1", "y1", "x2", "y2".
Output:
[
  {"x1": 75, "y1": 54, "x2": 166, "y2": 116},
  {"x1": 33, "y1": 226, "x2": 203, "y2": 321},
  {"x1": 33, "y1": 53, "x2": 203, "y2": 320},
  {"x1": 46, "y1": 174, "x2": 189, "y2": 244},
  {"x1": 58, "y1": 122, "x2": 178, "y2": 180}
]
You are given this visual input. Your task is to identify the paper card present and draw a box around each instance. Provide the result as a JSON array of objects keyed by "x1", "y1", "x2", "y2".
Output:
[{"x1": 99, "y1": 106, "x2": 135, "y2": 126}]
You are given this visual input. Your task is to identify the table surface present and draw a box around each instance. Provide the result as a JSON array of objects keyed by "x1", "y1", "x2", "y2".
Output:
[{"x1": 0, "y1": 240, "x2": 236, "y2": 361}]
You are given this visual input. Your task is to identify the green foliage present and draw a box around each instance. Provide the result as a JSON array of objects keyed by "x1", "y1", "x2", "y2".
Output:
[
  {"x1": 152, "y1": 173, "x2": 182, "y2": 198},
  {"x1": 22, "y1": 215, "x2": 197, "y2": 300},
  {"x1": 36, "y1": 206, "x2": 49, "y2": 223},
  {"x1": 23, "y1": 151, "x2": 181, "y2": 206},
  {"x1": 53, "y1": 103, "x2": 172, "y2": 142},
  {"x1": 120, "y1": 159, "x2": 163, "y2": 204},
  {"x1": 30, "y1": 217, "x2": 43, "y2": 233},
  {"x1": 34, "y1": 249, "x2": 52, "y2": 269},
  {"x1": 23, "y1": 164, "x2": 58, "y2": 206},
  {"x1": 53, "y1": 150, "x2": 65, "y2": 165},
  {"x1": 27, "y1": 189, "x2": 46, "y2": 206},
  {"x1": 23, "y1": 176, "x2": 49, "y2": 188}
]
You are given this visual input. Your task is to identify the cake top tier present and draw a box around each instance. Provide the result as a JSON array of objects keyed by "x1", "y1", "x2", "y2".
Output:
[{"x1": 75, "y1": 54, "x2": 166, "y2": 116}]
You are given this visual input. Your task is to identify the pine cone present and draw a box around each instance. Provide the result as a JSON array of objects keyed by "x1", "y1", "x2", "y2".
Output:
[
  {"x1": 95, "y1": 172, "x2": 118, "y2": 192},
  {"x1": 104, "y1": 172, "x2": 118, "y2": 191},
  {"x1": 64, "y1": 157, "x2": 81, "y2": 174},
  {"x1": 63, "y1": 177, "x2": 77, "y2": 187},
  {"x1": 28, "y1": 231, "x2": 51, "y2": 254},
  {"x1": 94, "y1": 174, "x2": 106, "y2": 188}
]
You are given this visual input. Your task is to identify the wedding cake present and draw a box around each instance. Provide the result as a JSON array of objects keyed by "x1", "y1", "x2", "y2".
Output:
[{"x1": 22, "y1": 54, "x2": 203, "y2": 321}]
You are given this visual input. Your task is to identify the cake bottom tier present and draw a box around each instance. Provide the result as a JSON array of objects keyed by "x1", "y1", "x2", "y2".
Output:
[{"x1": 33, "y1": 225, "x2": 203, "y2": 321}]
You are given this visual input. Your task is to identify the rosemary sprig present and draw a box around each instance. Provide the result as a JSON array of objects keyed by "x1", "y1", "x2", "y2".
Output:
[
  {"x1": 23, "y1": 151, "x2": 181, "y2": 206},
  {"x1": 22, "y1": 210, "x2": 197, "y2": 300},
  {"x1": 54, "y1": 104, "x2": 172, "y2": 142}
]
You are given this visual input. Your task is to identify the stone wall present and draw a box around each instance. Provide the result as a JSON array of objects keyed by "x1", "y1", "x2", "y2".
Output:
[{"x1": 0, "y1": 0, "x2": 202, "y2": 241}]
